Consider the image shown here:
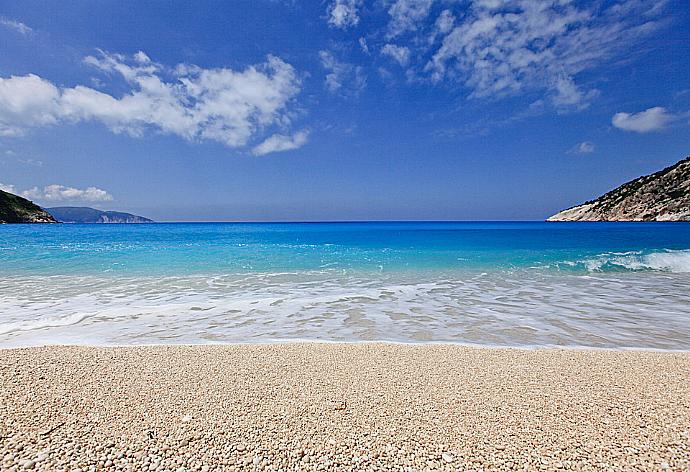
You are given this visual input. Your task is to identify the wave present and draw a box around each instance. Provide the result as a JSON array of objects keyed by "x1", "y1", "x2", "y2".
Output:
[
  {"x1": 564, "y1": 250, "x2": 690, "y2": 273},
  {"x1": 1, "y1": 269, "x2": 689, "y2": 350}
]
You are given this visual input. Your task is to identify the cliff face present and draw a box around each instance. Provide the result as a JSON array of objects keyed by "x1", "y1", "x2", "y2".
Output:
[
  {"x1": 548, "y1": 157, "x2": 690, "y2": 222},
  {"x1": 47, "y1": 207, "x2": 153, "y2": 223},
  {"x1": 0, "y1": 190, "x2": 57, "y2": 224}
]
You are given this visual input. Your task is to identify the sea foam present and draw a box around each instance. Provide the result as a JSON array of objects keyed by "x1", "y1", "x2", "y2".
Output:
[
  {"x1": 575, "y1": 249, "x2": 690, "y2": 273},
  {"x1": 1, "y1": 269, "x2": 688, "y2": 350}
]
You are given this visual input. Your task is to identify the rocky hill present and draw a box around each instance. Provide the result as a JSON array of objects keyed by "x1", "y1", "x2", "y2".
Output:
[
  {"x1": 0, "y1": 189, "x2": 57, "y2": 223},
  {"x1": 548, "y1": 157, "x2": 690, "y2": 222},
  {"x1": 47, "y1": 207, "x2": 153, "y2": 223}
]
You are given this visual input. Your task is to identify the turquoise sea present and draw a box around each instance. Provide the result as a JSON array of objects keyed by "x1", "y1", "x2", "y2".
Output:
[{"x1": 1, "y1": 222, "x2": 689, "y2": 349}]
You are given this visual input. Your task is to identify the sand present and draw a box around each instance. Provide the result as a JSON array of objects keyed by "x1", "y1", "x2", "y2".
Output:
[{"x1": 0, "y1": 344, "x2": 688, "y2": 471}]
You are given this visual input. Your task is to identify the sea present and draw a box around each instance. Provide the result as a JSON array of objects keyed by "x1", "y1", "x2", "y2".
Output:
[{"x1": 1, "y1": 222, "x2": 689, "y2": 350}]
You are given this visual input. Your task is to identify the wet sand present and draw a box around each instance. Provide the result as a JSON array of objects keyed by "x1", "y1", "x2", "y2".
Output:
[{"x1": 1, "y1": 344, "x2": 688, "y2": 470}]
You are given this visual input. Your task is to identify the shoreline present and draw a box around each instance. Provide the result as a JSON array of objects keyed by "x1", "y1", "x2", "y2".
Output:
[
  {"x1": 2, "y1": 343, "x2": 689, "y2": 470},
  {"x1": 3, "y1": 339, "x2": 690, "y2": 353}
]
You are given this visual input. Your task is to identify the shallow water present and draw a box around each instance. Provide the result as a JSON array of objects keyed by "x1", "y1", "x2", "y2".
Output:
[{"x1": 1, "y1": 222, "x2": 689, "y2": 349}]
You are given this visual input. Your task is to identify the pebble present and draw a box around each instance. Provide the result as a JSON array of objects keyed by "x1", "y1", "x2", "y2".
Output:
[{"x1": 0, "y1": 344, "x2": 687, "y2": 471}]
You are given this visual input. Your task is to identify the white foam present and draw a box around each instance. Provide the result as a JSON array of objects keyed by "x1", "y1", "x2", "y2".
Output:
[
  {"x1": 1, "y1": 269, "x2": 689, "y2": 350},
  {"x1": 577, "y1": 250, "x2": 690, "y2": 273}
]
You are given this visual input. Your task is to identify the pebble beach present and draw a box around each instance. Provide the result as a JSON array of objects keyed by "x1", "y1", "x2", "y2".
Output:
[{"x1": 1, "y1": 344, "x2": 688, "y2": 471}]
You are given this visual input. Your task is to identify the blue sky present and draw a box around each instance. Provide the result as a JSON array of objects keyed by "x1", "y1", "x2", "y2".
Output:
[{"x1": 0, "y1": 0, "x2": 688, "y2": 221}]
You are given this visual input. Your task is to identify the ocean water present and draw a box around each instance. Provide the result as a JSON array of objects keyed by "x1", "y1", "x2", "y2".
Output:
[{"x1": 1, "y1": 222, "x2": 689, "y2": 350}]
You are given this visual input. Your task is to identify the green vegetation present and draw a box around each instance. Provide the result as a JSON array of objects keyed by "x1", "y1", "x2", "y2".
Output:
[{"x1": 0, "y1": 189, "x2": 57, "y2": 224}]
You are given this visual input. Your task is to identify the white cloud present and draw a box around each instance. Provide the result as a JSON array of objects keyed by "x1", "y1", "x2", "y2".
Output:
[
  {"x1": 0, "y1": 51, "x2": 303, "y2": 149},
  {"x1": 328, "y1": 0, "x2": 361, "y2": 29},
  {"x1": 17, "y1": 157, "x2": 43, "y2": 167},
  {"x1": 381, "y1": 44, "x2": 411, "y2": 66},
  {"x1": 359, "y1": 37, "x2": 370, "y2": 55},
  {"x1": 252, "y1": 130, "x2": 308, "y2": 156},
  {"x1": 0, "y1": 74, "x2": 61, "y2": 136},
  {"x1": 21, "y1": 185, "x2": 113, "y2": 202},
  {"x1": 550, "y1": 75, "x2": 599, "y2": 110},
  {"x1": 424, "y1": 0, "x2": 664, "y2": 110},
  {"x1": 0, "y1": 183, "x2": 17, "y2": 193},
  {"x1": 387, "y1": 0, "x2": 433, "y2": 38},
  {"x1": 427, "y1": 9, "x2": 455, "y2": 45},
  {"x1": 319, "y1": 50, "x2": 366, "y2": 95},
  {"x1": 568, "y1": 141, "x2": 595, "y2": 154},
  {"x1": 434, "y1": 10, "x2": 454, "y2": 35},
  {"x1": 0, "y1": 18, "x2": 32, "y2": 35},
  {"x1": 611, "y1": 107, "x2": 674, "y2": 133}
]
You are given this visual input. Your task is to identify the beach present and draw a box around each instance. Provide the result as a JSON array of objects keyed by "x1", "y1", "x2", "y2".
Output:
[{"x1": 1, "y1": 344, "x2": 688, "y2": 471}]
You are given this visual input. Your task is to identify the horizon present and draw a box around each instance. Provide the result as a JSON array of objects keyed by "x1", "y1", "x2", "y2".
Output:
[{"x1": 1, "y1": 1, "x2": 689, "y2": 221}]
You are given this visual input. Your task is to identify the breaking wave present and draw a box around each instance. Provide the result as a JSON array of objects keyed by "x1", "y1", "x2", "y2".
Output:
[{"x1": 563, "y1": 250, "x2": 690, "y2": 273}]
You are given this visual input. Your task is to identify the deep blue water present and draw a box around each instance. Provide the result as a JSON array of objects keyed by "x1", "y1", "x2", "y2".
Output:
[{"x1": 2, "y1": 221, "x2": 689, "y2": 275}]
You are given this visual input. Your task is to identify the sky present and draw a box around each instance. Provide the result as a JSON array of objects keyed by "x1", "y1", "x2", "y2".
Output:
[{"x1": 0, "y1": 0, "x2": 688, "y2": 221}]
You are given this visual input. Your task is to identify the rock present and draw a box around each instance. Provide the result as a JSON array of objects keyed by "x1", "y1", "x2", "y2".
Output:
[
  {"x1": 22, "y1": 459, "x2": 36, "y2": 469},
  {"x1": 548, "y1": 156, "x2": 690, "y2": 221},
  {"x1": 441, "y1": 452, "x2": 454, "y2": 463},
  {"x1": 181, "y1": 414, "x2": 193, "y2": 423}
]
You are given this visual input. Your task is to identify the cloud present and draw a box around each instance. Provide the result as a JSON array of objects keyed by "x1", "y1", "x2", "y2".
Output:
[
  {"x1": 611, "y1": 107, "x2": 675, "y2": 133},
  {"x1": 328, "y1": 0, "x2": 361, "y2": 29},
  {"x1": 568, "y1": 141, "x2": 595, "y2": 154},
  {"x1": 427, "y1": 9, "x2": 455, "y2": 44},
  {"x1": 17, "y1": 157, "x2": 43, "y2": 167},
  {"x1": 424, "y1": 0, "x2": 664, "y2": 110},
  {"x1": 0, "y1": 74, "x2": 61, "y2": 136},
  {"x1": 359, "y1": 37, "x2": 370, "y2": 55},
  {"x1": 0, "y1": 18, "x2": 32, "y2": 35},
  {"x1": 21, "y1": 184, "x2": 113, "y2": 202},
  {"x1": 381, "y1": 44, "x2": 411, "y2": 66},
  {"x1": 550, "y1": 75, "x2": 599, "y2": 111},
  {"x1": 319, "y1": 50, "x2": 366, "y2": 95},
  {"x1": 387, "y1": 0, "x2": 434, "y2": 38},
  {"x1": 252, "y1": 130, "x2": 308, "y2": 156},
  {"x1": 0, "y1": 51, "x2": 303, "y2": 149},
  {"x1": 434, "y1": 10, "x2": 454, "y2": 35},
  {"x1": 0, "y1": 183, "x2": 17, "y2": 193}
]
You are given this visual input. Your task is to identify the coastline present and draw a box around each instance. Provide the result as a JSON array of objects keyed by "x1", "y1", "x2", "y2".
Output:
[
  {"x1": 2, "y1": 343, "x2": 688, "y2": 470},
  {"x1": 3, "y1": 339, "x2": 690, "y2": 353}
]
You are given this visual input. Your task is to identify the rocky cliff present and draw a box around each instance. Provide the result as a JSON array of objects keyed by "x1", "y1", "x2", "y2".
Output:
[
  {"x1": 47, "y1": 207, "x2": 153, "y2": 223},
  {"x1": 548, "y1": 157, "x2": 690, "y2": 222},
  {"x1": 0, "y1": 189, "x2": 57, "y2": 223}
]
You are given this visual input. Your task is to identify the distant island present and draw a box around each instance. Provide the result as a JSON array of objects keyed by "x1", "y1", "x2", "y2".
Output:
[
  {"x1": 1, "y1": 187, "x2": 154, "y2": 224},
  {"x1": 48, "y1": 207, "x2": 153, "y2": 223},
  {"x1": 0, "y1": 189, "x2": 57, "y2": 223},
  {"x1": 548, "y1": 156, "x2": 690, "y2": 222}
]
